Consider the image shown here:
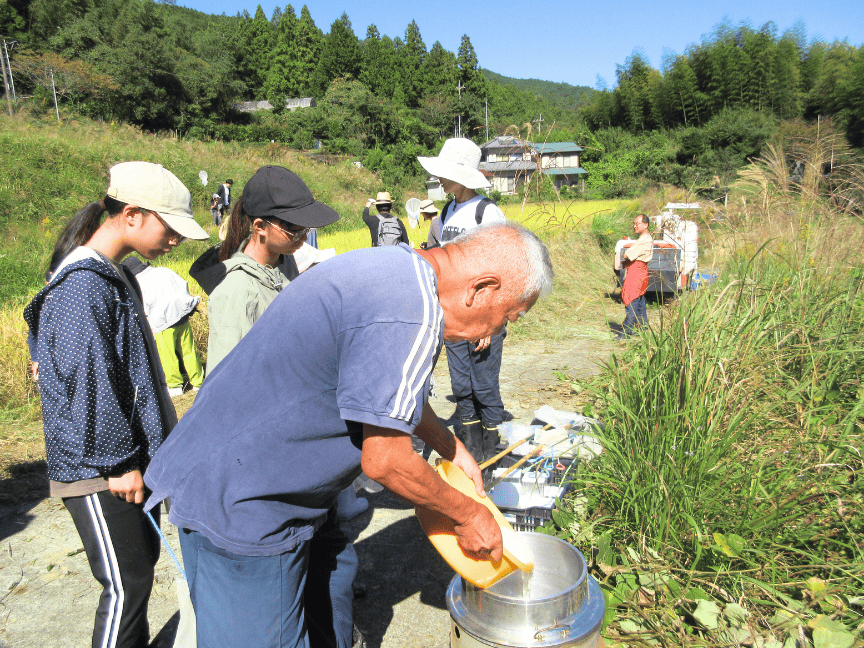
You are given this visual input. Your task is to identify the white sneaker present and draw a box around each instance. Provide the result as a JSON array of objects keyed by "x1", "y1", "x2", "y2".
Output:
[{"x1": 167, "y1": 387, "x2": 183, "y2": 397}]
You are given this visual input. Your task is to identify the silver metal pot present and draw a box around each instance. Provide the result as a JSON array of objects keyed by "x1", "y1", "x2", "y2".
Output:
[{"x1": 446, "y1": 533, "x2": 604, "y2": 647}]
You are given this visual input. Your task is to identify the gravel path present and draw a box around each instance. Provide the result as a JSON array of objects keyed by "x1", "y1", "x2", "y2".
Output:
[{"x1": 0, "y1": 332, "x2": 614, "y2": 648}]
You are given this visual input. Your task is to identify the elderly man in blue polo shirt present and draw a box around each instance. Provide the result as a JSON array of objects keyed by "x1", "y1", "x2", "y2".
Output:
[{"x1": 145, "y1": 221, "x2": 553, "y2": 648}]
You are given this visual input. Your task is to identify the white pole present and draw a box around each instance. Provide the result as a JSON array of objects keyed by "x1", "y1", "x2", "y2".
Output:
[
  {"x1": 485, "y1": 98, "x2": 488, "y2": 141},
  {"x1": 50, "y1": 68, "x2": 60, "y2": 121},
  {"x1": 3, "y1": 40, "x2": 14, "y2": 101},
  {"x1": 0, "y1": 40, "x2": 11, "y2": 116}
]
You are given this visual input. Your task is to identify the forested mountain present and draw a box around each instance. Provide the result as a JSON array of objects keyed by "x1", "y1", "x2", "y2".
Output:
[{"x1": 482, "y1": 69, "x2": 595, "y2": 111}]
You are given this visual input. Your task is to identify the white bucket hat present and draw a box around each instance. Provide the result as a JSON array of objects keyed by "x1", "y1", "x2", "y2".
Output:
[
  {"x1": 107, "y1": 161, "x2": 209, "y2": 241},
  {"x1": 417, "y1": 138, "x2": 491, "y2": 190}
]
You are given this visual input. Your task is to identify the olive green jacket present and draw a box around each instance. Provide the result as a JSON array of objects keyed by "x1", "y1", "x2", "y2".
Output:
[{"x1": 205, "y1": 249, "x2": 297, "y2": 375}]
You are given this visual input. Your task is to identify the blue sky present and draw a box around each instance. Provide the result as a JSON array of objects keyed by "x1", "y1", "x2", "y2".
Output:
[{"x1": 178, "y1": 0, "x2": 864, "y2": 88}]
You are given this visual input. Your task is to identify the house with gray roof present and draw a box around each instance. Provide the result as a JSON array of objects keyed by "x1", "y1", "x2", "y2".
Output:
[{"x1": 480, "y1": 137, "x2": 587, "y2": 194}]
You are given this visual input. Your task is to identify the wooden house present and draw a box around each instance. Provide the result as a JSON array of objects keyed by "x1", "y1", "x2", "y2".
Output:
[{"x1": 479, "y1": 137, "x2": 587, "y2": 194}]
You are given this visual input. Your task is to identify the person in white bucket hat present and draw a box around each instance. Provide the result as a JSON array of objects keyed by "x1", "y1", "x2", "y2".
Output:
[
  {"x1": 417, "y1": 137, "x2": 492, "y2": 191},
  {"x1": 23, "y1": 161, "x2": 204, "y2": 648},
  {"x1": 417, "y1": 139, "x2": 509, "y2": 468}
]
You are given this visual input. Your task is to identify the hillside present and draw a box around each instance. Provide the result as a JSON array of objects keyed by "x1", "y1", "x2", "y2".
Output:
[{"x1": 482, "y1": 68, "x2": 596, "y2": 111}]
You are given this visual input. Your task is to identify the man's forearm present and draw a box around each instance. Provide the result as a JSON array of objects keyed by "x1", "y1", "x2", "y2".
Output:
[
  {"x1": 413, "y1": 401, "x2": 456, "y2": 460},
  {"x1": 361, "y1": 425, "x2": 481, "y2": 526}
]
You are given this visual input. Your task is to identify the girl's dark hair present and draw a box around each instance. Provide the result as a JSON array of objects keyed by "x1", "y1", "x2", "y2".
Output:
[
  {"x1": 46, "y1": 196, "x2": 126, "y2": 280},
  {"x1": 220, "y1": 196, "x2": 255, "y2": 262}
]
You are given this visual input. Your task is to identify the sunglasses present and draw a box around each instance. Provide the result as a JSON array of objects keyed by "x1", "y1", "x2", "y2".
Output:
[
  {"x1": 267, "y1": 220, "x2": 309, "y2": 242},
  {"x1": 148, "y1": 211, "x2": 186, "y2": 244}
]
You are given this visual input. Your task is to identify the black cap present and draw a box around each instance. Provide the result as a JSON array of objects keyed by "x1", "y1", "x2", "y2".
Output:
[{"x1": 242, "y1": 166, "x2": 341, "y2": 228}]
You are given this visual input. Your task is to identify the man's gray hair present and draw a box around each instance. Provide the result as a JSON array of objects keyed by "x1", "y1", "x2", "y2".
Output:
[{"x1": 449, "y1": 221, "x2": 554, "y2": 300}]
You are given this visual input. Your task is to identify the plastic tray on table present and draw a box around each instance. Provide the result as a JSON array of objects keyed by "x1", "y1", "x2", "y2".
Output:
[
  {"x1": 496, "y1": 482, "x2": 575, "y2": 532},
  {"x1": 487, "y1": 459, "x2": 575, "y2": 533}
]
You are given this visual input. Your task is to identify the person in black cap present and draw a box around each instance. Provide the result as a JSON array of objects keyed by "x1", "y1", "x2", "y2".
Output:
[{"x1": 201, "y1": 165, "x2": 340, "y2": 373}]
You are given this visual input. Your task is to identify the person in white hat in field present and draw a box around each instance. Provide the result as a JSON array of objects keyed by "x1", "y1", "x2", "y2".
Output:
[
  {"x1": 361, "y1": 191, "x2": 409, "y2": 247},
  {"x1": 417, "y1": 138, "x2": 509, "y2": 467},
  {"x1": 419, "y1": 198, "x2": 443, "y2": 249},
  {"x1": 23, "y1": 162, "x2": 208, "y2": 648}
]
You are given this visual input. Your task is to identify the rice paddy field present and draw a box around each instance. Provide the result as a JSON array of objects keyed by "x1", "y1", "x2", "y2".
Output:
[{"x1": 317, "y1": 199, "x2": 633, "y2": 254}]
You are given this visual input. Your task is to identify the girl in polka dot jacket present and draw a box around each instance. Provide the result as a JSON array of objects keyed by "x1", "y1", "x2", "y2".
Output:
[{"x1": 23, "y1": 162, "x2": 209, "y2": 648}]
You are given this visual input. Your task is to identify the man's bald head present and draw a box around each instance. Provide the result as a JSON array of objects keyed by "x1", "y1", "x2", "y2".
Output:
[{"x1": 446, "y1": 222, "x2": 554, "y2": 301}]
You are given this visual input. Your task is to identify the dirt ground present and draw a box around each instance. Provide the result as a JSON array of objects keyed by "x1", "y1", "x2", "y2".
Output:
[{"x1": 0, "y1": 330, "x2": 615, "y2": 648}]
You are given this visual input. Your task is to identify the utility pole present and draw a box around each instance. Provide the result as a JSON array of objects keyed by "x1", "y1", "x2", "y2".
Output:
[
  {"x1": 49, "y1": 68, "x2": 60, "y2": 121},
  {"x1": 455, "y1": 80, "x2": 465, "y2": 138},
  {"x1": 534, "y1": 113, "x2": 544, "y2": 134},
  {"x1": 485, "y1": 98, "x2": 488, "y2": 142},
  {"x1": 0, "y1": 40, "x2": 11, "y2": 116},
  {"x1": 3, "y1": 40, "x2": 15, "y2": 102}
]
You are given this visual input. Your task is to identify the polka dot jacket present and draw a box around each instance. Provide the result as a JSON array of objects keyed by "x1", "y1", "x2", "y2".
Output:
[{"x1": 24, "y1": 255, "x2": 175, "y2": 482}]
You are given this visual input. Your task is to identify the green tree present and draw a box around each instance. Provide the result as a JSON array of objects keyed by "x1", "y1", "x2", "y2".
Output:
[
  {"x1": 741, "y1": 23, "x2": 776, "y2": 112},
  {"x1": 664, "y1": 54, "x2": 704, "y2": 127},
  {"x1": 457, "y1": 34, "x2": 486, "y2": 98},
  {"x1": 1, "y1": 0, "x2": 28, "y2": 41},
  {"x1": 90, "y1": 0, "x2": 186, "y2": 129},
  {"x1": 360, "y1": 31, "x2": 399, "y2": 98},
  {"x1": 805, "y1": 41, "x2": 855, "y2": 119},
  {"x1": 284, "y1": 5, "x2": 322, "y2": 97},
  {"x1": 423, "y1": 41, "x2": 458, "y2": 100},
  {"x1": 614, "y1": 50, "x2": 660, "y2": 131},
  {"x1": 800, "y1": 40, "x2": 826, "y2": 96},
  {"x1": 844, "y1": 45, "x2": 864, "y2": 146},
  {"x1": 401, "y1": 19, "x2": 426, "y2": 107},
  {"x1": 311, "y1": 12, "x2": 360, "y2": 97},
  {"x1": 238, "y1": 5, "x2": 274, "y2": 99},
  {"x1": 770, "y1": 31, "x2": 803, "y2": 118},
  {"x1": 263, "y1": 4, "x2": 298, "y2": 109}
]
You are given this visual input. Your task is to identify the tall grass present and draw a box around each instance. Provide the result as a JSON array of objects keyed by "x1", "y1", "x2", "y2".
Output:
[{"x1": 563, "y1": 138, "x2": 864, "y2": 645}]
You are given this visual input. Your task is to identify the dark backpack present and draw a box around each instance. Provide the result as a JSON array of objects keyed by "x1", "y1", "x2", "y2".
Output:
[{"x1": 376, "y1": 214, "x2": 403, "y2": 246}]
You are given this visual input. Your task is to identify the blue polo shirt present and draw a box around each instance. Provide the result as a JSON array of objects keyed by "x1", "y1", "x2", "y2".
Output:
[{"x1": 145, "y1": 245, "x2": 443, "y2": 556}]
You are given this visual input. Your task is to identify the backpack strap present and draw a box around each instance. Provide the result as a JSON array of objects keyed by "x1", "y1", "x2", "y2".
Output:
[
  {"x1": 475, "y1": 197, "x2": 494, "y2": 225},
  {"x1": 440, "y1": 199, "x2": 455, "y2": 226}
]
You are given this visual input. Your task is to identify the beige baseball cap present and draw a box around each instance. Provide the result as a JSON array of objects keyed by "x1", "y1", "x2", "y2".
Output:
[{"x1": 107, "y1": 162, "x2": 209, "y2": 241}]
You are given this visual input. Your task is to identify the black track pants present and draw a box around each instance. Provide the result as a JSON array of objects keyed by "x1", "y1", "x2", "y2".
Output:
[{"x1": 64, "y1": 492, "x2": 161, "y2": 648}]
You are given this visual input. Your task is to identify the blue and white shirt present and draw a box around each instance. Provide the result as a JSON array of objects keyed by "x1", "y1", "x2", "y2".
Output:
[
  {"x1": 24, "y1": 247, "x2": 176, "y2": 484},
  {"x1": 145, "y1": 244, "x2": 444, "y2": 556}
]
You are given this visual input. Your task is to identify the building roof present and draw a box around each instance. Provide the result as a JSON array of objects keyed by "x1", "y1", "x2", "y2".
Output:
[
  {"x1": 541, "y1": 167, "x2": 588, "y2": 175},
  {"x1": 480, "y1": 135, "x2": 531, "y2": 152},
  {"x1": 533, "y1": 142, "x2": 584, "y2": 154}
]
